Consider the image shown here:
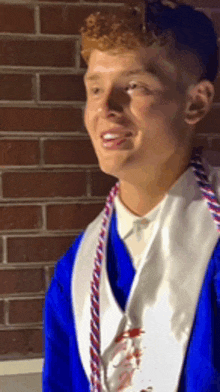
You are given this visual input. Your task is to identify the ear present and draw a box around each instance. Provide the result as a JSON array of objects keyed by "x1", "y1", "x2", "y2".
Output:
[{"x1": 184, "y1": 80, "x2": 215, "y2": 125}]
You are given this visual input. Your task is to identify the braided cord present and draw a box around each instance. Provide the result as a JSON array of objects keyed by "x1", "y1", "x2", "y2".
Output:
[
  {"x1": 90, "y1": 182, "x2": 119, "y2": 392},
  {"x1": 190, "y1": 150, "x2": 220, "y2": 233},
  {"x1": 90, "y1": 150, "x2": 220, "y2": 391}
]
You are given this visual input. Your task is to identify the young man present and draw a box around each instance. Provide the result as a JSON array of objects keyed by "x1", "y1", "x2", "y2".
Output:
[{"x1": 43, "y1": 1, "x2": 220, "y2": 391}]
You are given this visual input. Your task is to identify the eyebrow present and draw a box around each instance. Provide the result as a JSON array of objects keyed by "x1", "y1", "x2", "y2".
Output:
[
  {"x1": 84, "y1": 66, "x2": 161, "y2": 82},
  {"x1": 84, "y1": 61, "x2": 176, "y2": 84}
]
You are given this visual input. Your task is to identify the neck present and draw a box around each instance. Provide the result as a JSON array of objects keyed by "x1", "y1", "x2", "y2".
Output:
[{"x1": 118, "y1": 149, "x2": 193, "y2": 216}]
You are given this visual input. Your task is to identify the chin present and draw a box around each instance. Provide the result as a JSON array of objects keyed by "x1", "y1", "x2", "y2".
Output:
[
  {"x1": 98, "y1": 162, "x2": 119, "y2": 179},
  {"x1": 97, "y1": 154, "x2": 125, "y2": 176}
]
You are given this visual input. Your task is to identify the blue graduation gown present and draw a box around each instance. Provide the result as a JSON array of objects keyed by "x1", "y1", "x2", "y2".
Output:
[{"x1": 43, "y1": 211, "x2": 220, "y2": 391}]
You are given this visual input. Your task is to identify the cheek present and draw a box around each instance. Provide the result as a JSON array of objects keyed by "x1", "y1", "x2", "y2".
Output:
[
  {"x1": 84, "y1": 105, "x2": 101, "y2": 153},
  {"x1": 135, "y1": 99, "x2": 184, "y2": 151},
  {"x1": 132, "y1": 98, "x2": 171, "y2": 134},
  {"x1": 143, "y1": 97, "x2": 180, "y2": 129},
  {"x1": 84, "y1": 104, "x2": 95, "y2": 136},
  {"x1": 84, "y1": 104, "x2": 90, "y2": 129},
  {"x1": 130, "y1": 98, "x2": 154, "y2": 127}
]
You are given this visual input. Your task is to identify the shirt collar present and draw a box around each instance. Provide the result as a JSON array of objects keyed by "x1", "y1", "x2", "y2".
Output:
[{"x1": 114, "y1": 193, "x2": 163, "y2": 240}]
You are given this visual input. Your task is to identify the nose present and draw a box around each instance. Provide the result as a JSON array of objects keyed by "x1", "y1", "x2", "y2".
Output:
[{"x1": 97, "y1": 87, "x2": 129, "y2": 118}]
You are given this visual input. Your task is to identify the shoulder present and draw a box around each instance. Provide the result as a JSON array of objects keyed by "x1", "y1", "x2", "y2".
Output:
[
  {"x1": 44, "y1": 232, "x2": 85, "y2": 336},
  {"x1": 55, "y1": 210, "x2": 104, "y2": 276},
  {"x1": 47, "y1": 232, "x2": 85, "y2": 303},
  {"x1": 48, "y1": 209, "x2": 104, "y2": 297}
]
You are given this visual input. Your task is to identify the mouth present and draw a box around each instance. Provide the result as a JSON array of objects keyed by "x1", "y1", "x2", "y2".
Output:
[
  {"x1": 101, "y1": 131, "x2": 133, "y2": 150},
  {"x1": 101, "y1": 131, "x2": 132, "y2": 142}
]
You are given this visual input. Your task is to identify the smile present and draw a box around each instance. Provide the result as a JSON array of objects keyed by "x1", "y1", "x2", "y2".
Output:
[
  {"x1": 102, "y1": 132, "x2": 132, "y2": 141},
  {"x1": 101, "y1": 133, "x2": 132, "y2": 150}
]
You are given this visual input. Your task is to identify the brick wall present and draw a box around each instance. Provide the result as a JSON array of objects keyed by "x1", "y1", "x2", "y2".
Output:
[{"x1": 0, "y1": 0, "x2": 219, "y2": 360}]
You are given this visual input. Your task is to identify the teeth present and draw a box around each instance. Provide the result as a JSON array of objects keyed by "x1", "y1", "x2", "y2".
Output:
[
  {"x1": 102, "y1": 132, "x2": 132, "y2": 140},
  {"x1": 103, "y1": 133, "x2": 120, "y2": 140}
]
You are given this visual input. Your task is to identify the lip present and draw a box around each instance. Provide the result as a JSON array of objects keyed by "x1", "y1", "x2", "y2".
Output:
[
  {"x1": 100, "y1": 128, "x2": 133, "y2": 138},
  {"x1": 102, "y1": 136, "x2": 131, "y2": 150}
]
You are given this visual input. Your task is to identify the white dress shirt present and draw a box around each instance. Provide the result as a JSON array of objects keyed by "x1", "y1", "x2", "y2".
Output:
[{"x1": 114, "y1": 195, "x2": 163, "y2": 269}]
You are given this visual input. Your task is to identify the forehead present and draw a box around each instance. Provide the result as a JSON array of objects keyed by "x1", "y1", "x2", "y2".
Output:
[{"x1": 85, "y1": 46, "x2": 178, "y2": 83}]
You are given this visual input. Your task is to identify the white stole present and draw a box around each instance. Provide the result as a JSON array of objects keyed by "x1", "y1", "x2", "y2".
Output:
[{"x1": 72, "y1": 157, "x2": 220, "y2": 391}]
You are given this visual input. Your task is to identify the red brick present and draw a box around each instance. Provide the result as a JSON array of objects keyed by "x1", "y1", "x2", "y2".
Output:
[
  {"x1": 0, "y1": 238, "x2": 3, "y2": 263},
  {"x1": 0, "y1": 4, "x2": 34, "y2": 34},
  {"x1": 0, "y1": 39, "x2": 76, "y2": 67},
  {"x1": 0, "y1": 301, "x2": 4, "y2": 324},
  {"x1": 9, "y1": 299, "x2": 43, "y2": 324},
  {"x1": 80, "y1": 55, "x2": 87, "y2": 69},
  {"x1": 0, "y1": 107, "x2": 83, "y2": 133},
  {"x1": 0, "y1": 74, "x2": 33, "y2": 101},
  {"x1": 44, "y1": 139, "x2": 97, "y2": 165},
  {"x1": 40, "y1": 75, "x2": 86, "y2": 102},
  {"x1": 0, "y1": 205, "x2": 42, "y2": 231},
  {"x1": 7, "y1": 236, "x2": 76, "y2": 263},
  {"x1": 0, "y1": 140, "x2": 40, "y2": 166},
  {"x1": 91, "y1": 171, "x2": 117, "y2": 197},
  {"x1": 47, "y1": 203, "x2": 104, "y2": 230},
  {"x1": 0, "y1": 329, "x2": 42, "y2": 356},
  {"x1": 196, "y1": 108, "x2": 220, "y2": 135},
  {"x1": 40, "y1": 4, "x2": 121, "y2": 35},
  {"x1": 0, "y1": 269, "x2": 44, "y2": 295},
  {"x1": 2, "y1": 171, "x2": 86, "y2": 198}
]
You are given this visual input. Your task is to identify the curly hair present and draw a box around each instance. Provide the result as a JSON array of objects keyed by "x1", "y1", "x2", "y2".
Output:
[{"x1": 79, "y1": 0, "x2": 219, "y2": 83}]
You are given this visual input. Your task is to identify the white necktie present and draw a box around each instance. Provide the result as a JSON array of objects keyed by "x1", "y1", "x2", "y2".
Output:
[{"x1": 126, "y1": 218, "x2": 151, "y2": 269}]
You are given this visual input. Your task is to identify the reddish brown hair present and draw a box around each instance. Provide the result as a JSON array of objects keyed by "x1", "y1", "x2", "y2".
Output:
[{"x1": 79, "y1": 0, "x2": 219, "y2": 82}]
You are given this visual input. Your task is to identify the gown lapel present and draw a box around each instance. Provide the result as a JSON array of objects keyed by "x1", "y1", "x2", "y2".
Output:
[{"x1": 107, "y1": 209, "x2": 135, "y2": 311}]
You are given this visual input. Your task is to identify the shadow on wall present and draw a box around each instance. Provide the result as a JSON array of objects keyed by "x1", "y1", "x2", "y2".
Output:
[{"x1": 0, "y1": 373, "x2": 41, "y2": 392}]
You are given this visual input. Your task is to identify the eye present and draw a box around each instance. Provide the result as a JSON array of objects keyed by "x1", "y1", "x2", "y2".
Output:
[
  {"x1": 87, "y1": 83, "x2": 152, "y2": 98},
  {"x1": 125, "y1": 82, "x2": 151, "y2": 95},
  {"x1": 89, "y1": 87, "x2": 101, "y2": 96}
]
